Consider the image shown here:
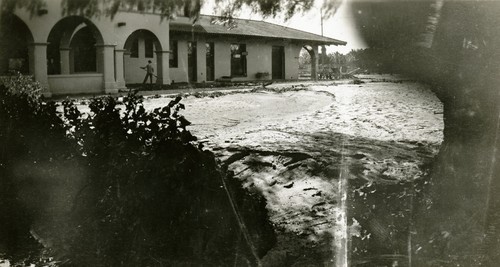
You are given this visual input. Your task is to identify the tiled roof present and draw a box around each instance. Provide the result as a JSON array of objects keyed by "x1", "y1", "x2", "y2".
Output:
[{"x1": 170, "y1": 15, "x2": 347, "y2": 46}]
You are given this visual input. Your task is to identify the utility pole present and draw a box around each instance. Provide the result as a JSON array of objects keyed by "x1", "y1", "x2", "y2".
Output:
[
  {"x1": 320, "y1": 7, "x2": 324, "y2": 36},
  {"x1": 319, "y1": 7, "x2": 326, "y2": 68}
]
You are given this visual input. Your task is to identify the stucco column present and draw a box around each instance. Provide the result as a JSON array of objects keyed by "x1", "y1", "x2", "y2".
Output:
[
  {"x1": 312, "y1": 45, "x2": 319, "y2": 81},
  {"x1": 155, "y1": 50, "x2": 171, "y2": 85},
  {"x1": 320, "y1": 45, "x2": 327, "y2": 66},
  {"x1": 96, "y1": 44, "x2": 117, "y2": 94},
  {"x1": 60, "y1": 47, "x2": 71, "y2": 74},
  {"x1": 28, "y1": 42, "x2": 50, "y2": 96},
  {"x1": 197, "y1": 40, "x2": 207, "y2": 82},
  {"x1": 114, "y1": 49, "x2": 126, "y2": 89}
]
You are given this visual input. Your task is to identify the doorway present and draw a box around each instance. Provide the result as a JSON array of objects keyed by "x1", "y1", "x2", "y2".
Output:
[
  {"x1": 206, "y1": 42, "x2": 214, "y2": 81},
  {"x1": 272, "y1": 46, "x2": 284, "y2": 79},
  {"x1": 188, "y1": 41, "x2": 197, "y2": 82}
]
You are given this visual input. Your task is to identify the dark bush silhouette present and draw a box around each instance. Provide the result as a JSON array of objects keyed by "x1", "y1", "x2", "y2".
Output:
[
  {"x1": 0, "y1": 75, "x2": 69, "y2": 265},
  {"x1": 0, "y1": 76, "x2": 275, "y2": 266}
]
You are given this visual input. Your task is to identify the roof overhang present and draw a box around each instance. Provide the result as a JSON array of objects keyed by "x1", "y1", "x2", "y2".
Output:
[{"x1": 169, "y1": 15, "x2": 347, "y2": 47}]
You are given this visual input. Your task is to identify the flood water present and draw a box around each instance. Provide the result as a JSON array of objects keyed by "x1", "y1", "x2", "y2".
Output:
[{"x1": 142, "y1": 75, "x2": 444, "y2": 266}]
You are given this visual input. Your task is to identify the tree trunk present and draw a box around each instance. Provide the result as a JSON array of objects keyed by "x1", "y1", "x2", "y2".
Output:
[{"x1": 351, "y1": 1, "x2": 500, "y2": 265}]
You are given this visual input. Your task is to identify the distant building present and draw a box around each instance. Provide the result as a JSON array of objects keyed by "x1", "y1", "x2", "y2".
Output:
[{"x1": 0, "y1": 1, "x2": 346, "y2": 95}]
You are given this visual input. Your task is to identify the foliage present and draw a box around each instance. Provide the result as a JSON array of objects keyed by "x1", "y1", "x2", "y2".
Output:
[
  {"x1": 349, "y1": 1, "x2": 500, "y2": 265},
  {"x1": 298, "y1": 49, "x2": 311, "y2": 69},
  {"x1": 0, "y1": 77, "x2": 72, "y2": 265},
  {"x1": 2, "y1": 0, "x2": 342, "y2": 21},
  {"x1": 346, "y1": 1, "x2": 434, "y2": 75},
  {"x1": 0, "y1": 77, "x2": 275, "y2": 266},
  {"x1": 64, "y1": 92, "x2": 244, "y2": 265},
  {"x1": 0, "y1": 0, "x2": 46, "y2": 16},
  {"x1": 0, "y1": 71, "x2": 44, "y2": 98},
  {"x1": 346, "y1": 48, "x2": 390, "y2": 73}
]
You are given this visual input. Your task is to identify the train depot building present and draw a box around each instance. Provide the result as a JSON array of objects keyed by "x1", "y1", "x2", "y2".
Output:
[{"x1": 0, "y1": 1, "x2": 346, "y2": 95}]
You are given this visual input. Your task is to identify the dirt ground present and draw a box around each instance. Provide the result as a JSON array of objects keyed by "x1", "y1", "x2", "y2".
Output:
[{"x1": 136, "y1": 76, "x2": 444, "y2": 266}]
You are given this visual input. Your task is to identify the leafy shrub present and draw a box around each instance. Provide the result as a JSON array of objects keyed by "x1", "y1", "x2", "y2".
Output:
[
  {"x1": 0, "y1": 71, "x2": 44, "y2": 98},
  {"x1": 0, "y1": 77, "x2": 275, "y2": 266}
]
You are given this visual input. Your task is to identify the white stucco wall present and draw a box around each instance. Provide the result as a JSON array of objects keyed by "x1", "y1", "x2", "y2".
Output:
[
  {"x1": 48, "y1": 74, "x2": 103, "y2": 94},
  {"x1": 169, "y1": 37, "x2": 305, "y2": 83},
  {"x1": 285, "y1": 43, "x2": 303, "y2": 80},
  {"x1": 169, "y1": 37, "x2": 214, "y2": 84},
  {"x1": 169, "y1": 40, "x2": 189, "y2": 83},
  {"x1": 123, "y1": 38, "x2": 158, "y2": 84},
  {"x1": 7, "y1": 0, "x2": 324, "y2": 93},
  {"x1": 13, "y1": 1, "x2": 169, "y2": 47},
  {"x1": 196, "y1": 37, "x2": 207, "y2": 83},
  {"x1": 213, "y1": 42, "x2": 232, "y2": 80},
  {"x1": 10, "y1": 0, "x2": 170, "y2": 94},
  {"x1": 241, "y1": 41, "x2": 273, "y2": 81}
]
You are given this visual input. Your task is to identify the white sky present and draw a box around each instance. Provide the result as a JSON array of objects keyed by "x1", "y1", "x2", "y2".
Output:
[{"x1": 200, "y1": 0, "x2": 368, "y2": 54}]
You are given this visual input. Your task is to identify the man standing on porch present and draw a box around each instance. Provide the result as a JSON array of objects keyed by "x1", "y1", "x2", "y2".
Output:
[{"x1": 141, "y1": 60, "x2": 155, "y2": 84}]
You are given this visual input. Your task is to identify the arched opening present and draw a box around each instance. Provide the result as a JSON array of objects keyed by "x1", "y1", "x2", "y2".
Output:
[
  {"x1": 123, "y1": 30, "x2": 162, "y2": 84},
  {"x1": 298, "y1": 46, "x2": 316, "y2": 80},
  {"x1": 47, "y1": 16, "x2": 103, "y2": 75},
  {"x1": 70, "y1": 27, "x2": 97, "y2": 73},
  {"x1": 0, "y1": 14, "x2": 33, "y2": 75}
]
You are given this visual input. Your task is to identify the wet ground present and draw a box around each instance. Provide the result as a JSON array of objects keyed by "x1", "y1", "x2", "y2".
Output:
[{"x1": 138, "y1": 75, "x2": 444, "y2": 266}]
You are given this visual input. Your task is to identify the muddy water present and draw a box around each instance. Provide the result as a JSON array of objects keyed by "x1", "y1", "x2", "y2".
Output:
[{"x1": 144, "y1": 78, "x2": 444, "y2": 266}]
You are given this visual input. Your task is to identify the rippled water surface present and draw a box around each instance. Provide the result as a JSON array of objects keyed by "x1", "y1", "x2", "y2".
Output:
[{"x1": 140, "y1": 76, "x2": 444, "y2": 266}]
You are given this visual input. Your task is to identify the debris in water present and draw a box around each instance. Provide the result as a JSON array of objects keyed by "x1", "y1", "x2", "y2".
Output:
[
  {"x1": 311, "y1": 202, "x2": 327, "y2": 209},
  {"x1": 303, "y1": 187, "x2": 317, "y2": 191},
  {"x1": 312, "y1": 191, "x2": 322, "y2": 197}
]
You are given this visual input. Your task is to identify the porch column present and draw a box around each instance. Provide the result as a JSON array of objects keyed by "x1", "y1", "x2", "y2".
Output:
[
  {"x1": 320, "y1": 45, "x2": 327, "y2": 66},
  {"x1": 155, "y1": 50, "x2": 171, "y2": 85},
  {"x1": 196, "y1": 40, "x2": 207, "y2": 82},
  {"x1": 312, "y1": 45, "x2": 319, "y2": 81},
  {"x1": 96, "y1": 44, "x2": 117, "y2": 94},
  {"x1": 28, "y1": 42, "x2": 50, "y2": 96},
  {"x1": 114, "y1": 49, "x2": 126, "y2": 89},
  {"x1": 60, "y1": 47, "x2": 71, "y2": 74}
]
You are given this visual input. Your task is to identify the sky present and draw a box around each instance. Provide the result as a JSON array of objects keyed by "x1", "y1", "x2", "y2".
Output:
[{"x1": 200, "y1": 0, "x2": 368, "y2": 54}]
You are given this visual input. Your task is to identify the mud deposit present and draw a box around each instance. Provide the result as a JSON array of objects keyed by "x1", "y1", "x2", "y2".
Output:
[{"x1": 142, "y1": 77, "x2": 444, "y2": 266}]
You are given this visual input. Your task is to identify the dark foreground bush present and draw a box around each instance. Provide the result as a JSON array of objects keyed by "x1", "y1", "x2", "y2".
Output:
[
  {"x1": 0, "y1": 77, "x2": 275, "y2": 266},
  {"x1": 0, "y1": 74, "x2": 69, "y2": 265}
]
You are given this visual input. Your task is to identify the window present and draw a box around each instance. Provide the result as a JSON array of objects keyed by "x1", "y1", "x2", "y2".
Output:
[
  {"x1": 231, "y1": 43, "x2": 246, "y2": 77},
  {"x1": 145, "y1": 38, "x2": 154, "y2": 58},
  {"x1": 169, "y1": 40, "x2": 178, "y2": 68},
  {"x1": 130, "y1": 38, "x2": 139, "y2": 58}
]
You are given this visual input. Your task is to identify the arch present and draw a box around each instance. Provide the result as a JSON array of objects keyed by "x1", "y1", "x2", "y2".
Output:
[
  {"x1": 0, "y1": 14, "x2": 34, "y2": 75},
  {"x1": 123, "y1": 29, "x2": 163, "y2": 84},
  {"x1": 299, "y1": 45, "x2": 317, "y2": 80},
  {"x1": 47, "y1": 16, "x2": 104, "y2": 75},
  {"x1": 70, "y1": 27, "x2": 97, "y2": 73},
  {"x1": 123, "y1": 29, "x2": 163, "y2": 52}
]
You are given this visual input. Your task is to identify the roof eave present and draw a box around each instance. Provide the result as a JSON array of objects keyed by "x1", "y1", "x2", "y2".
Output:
[
  {"x1": 295, "y1": 39, "x2": 347, "y2": 46},
  {"x1": 169, "y1": 30, "x2": 347, "y2": 46}
]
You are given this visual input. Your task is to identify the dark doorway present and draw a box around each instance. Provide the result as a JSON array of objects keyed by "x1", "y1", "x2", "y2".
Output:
[
  {"x1": 0, "y1": 15, "x2": 32, "y2": 75},
  {"x1": 188, "y1": 42, "x2": 197, "y2": 82},
  {"x1": 272, "y1": 46, "x2": 284, "y2": 79},
  {"x1": 206, "y1": 42, "x2": 214, "y2": 81},
  {"x1": 70, "y1": 27, "x2": 97, "y2": 73},
  {"x1": 230, "y1": 43, "x2": 246, "y2": 77}
]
